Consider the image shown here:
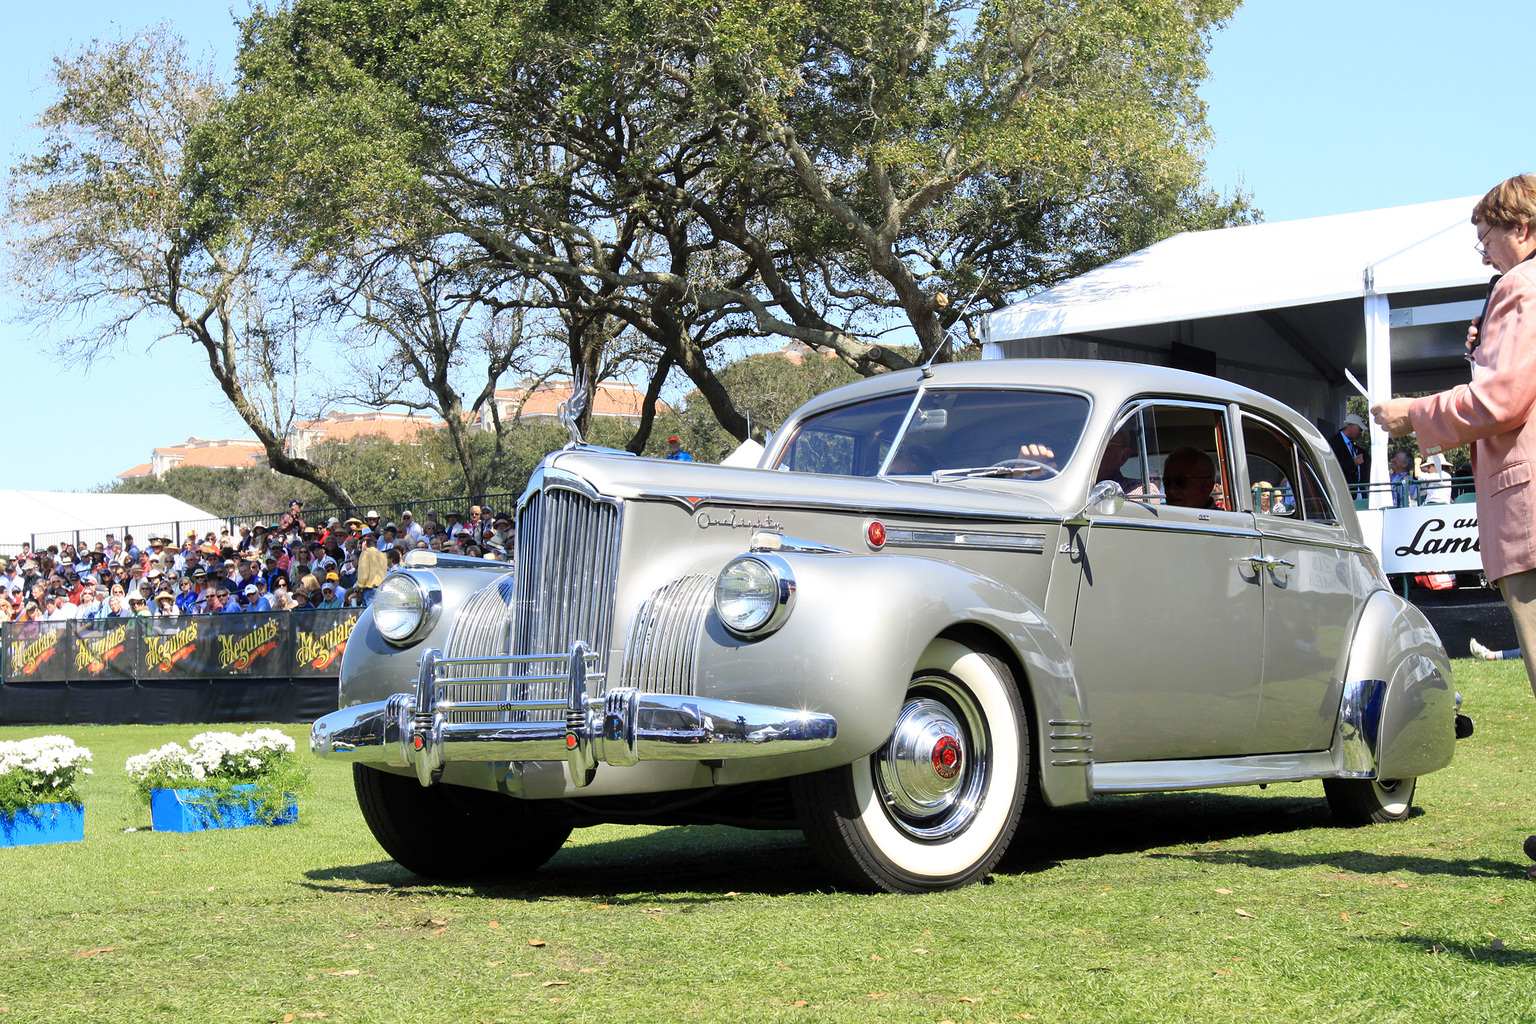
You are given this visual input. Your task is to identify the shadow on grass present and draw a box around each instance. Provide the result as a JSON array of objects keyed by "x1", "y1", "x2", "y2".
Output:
[
  {"x1": 1064, "y1": 792, "x2": 1526, "y2": 881},
  {"x1": 1144, "y1": 846, "x2": 1523, "y2": 880},
  {"x1": 301, "y1": 788, "x2": 1473, "y2": 896},
  {"x1": 300, "y1": 824, "x2": 824, "y2": 901},
  {"x1": 1003, "y1": 789, "x2": 1339, "y2": 873},
  {"x1": 1373, "y1": 933, "x2": 1536, "y2": 966}
]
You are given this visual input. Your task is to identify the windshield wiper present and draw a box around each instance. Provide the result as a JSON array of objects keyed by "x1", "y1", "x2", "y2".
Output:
[
  {"x1": 929, "y1": 466, "x2": 1016, "y2": 482},
  {"x1": 930, "y1": 458, "x2": 1057, "y2": 483}
]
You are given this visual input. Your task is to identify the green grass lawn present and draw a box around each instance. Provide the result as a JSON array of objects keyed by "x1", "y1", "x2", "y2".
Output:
[{"x1": 5, "y1": 660, "x2": 1536, "y2": 1023}]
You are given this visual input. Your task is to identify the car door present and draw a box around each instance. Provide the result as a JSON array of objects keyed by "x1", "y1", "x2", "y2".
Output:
[
  {"x1": 1240, "y1": 413, "x2": 1361, "y2": 753},
  {"x1": 1068, "y1": 401, "x2": 1266, "y2": 763}
]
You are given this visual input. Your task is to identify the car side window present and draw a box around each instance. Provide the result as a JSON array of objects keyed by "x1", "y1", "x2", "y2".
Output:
[
  {"x1": 1240, "y1": 417, "x2": 1298, "y2": 518},
  {"x1": 1122, "y1": 403, "x2": 1233, "y2": 510},
  {"x1": 1296, "y1": 454, "x2": 1339, "y2": 523},
  {"x1": 1241, "y1": 414, "x2": 1338, "y2": 523}
]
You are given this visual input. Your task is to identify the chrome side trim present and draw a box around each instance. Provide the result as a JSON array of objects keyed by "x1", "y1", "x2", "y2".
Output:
[
  {"x1": 1337, "y1": 677, "x2": 1387, "y2": 778},
  {"x1": 402, "y1": 550, "x2": 506, "y2": 571},
  {"x1": 750, "y1": 532, "x2": 849, "y2": 555},
  {"x1": 635, "y1": 489, "x2": 1065, "y2": 525},
  {"x1": 1048, "y1": 719, "x2": 1094, "y2": 767},
  {"x1": 1091, "y1": 750, "x2": 1339, "y2": 793},
  {"x1": 311, "y1": 643, "x2": 838, "y2": 787},
  {"x1": 1090, "y1": 519, "x2": 1264, "y2": 541},
  {"x1": 1251, "y1": 530, "x2": 1372, "y2": 557},
  {"x1": 878, "y1": 527, "x2": 1046, "y2": 554}
]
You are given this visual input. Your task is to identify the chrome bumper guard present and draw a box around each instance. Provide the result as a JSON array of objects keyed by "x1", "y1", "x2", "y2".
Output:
[{"x1": 310, "y1": 642, "x2": 838, "y2": 788}]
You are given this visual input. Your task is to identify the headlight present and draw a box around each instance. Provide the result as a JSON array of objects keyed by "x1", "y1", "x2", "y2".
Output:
[
  {"x1": 371, "y1": 571, "x2": 441, "y2": 646},
  {"x1": 715, "y1": 554, "x2": 795, "y2": 638}
]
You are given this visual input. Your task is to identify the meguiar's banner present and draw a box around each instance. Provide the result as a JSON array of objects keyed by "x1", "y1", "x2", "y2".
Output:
[
  {"x1": 2, "y1": 609, "x2": 363, "y2": 684},
  {"x1": 4, "y1": 622, "x2": 69, "y2": 682},
  {"x1": 140, "y1": 618, "x2": 206, "y2": 677},
  {"x1": 292, "y1": 610, "x2": 360, "y2": 675},
  {"x1": 72, "y1": 620, "x2": 137, "y2": 680}
]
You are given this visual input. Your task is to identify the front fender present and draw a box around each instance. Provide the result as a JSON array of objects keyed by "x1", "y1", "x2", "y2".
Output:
[
  {"x1": 1336, "y1": 589, "x2": 1456, "y2": 781},
  {"x1": 336, "y1": 565, "x2": 514, "y2": 709},
  {"x1": 698, "y1": 552, "x2": 1090, "y2": 806}
]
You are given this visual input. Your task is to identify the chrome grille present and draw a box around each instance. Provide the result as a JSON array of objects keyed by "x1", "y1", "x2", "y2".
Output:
[
  {"x1": 511, "y1": 483, "x2": 622, "y2": 670},
  {"x1": 619, "y1": 574, "x2": 713, "y2": 696},
  {"x1": 437, "y1": 475, "x2": 623, "y2": 724},
  {"x1": 440, "y1": 573, "x2": 517, "y2": 724}
]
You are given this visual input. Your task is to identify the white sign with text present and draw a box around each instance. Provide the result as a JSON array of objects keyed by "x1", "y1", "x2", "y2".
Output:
[{"x1": 1374, "y1": 503, "x2": 1481, "y2": 574}]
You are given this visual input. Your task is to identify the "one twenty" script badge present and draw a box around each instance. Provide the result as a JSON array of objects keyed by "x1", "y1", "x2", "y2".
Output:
[{"x1": 696, "y1": 510, "x2": 782, "y2": 531}]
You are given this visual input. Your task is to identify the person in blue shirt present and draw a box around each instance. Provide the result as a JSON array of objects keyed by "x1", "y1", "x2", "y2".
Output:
[
  {"x1": 240, "y1": 583, "x2": 272, "y2": 612},
  {"x1": 665, "y1": 436, "x2": 693, "y2": 461}
]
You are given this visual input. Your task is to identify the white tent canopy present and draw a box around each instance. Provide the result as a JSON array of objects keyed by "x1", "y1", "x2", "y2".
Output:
[
  {"x1": 983, "y1": 196, "x2": 1493, "y2": 503},
  {"x1": 0, "y1": 491, "x2": 223, "y2": 555}
]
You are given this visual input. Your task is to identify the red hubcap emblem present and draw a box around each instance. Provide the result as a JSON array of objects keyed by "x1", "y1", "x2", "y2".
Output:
[{"x1": 931, "y1": 735, "x2": 961, "y2": 780}]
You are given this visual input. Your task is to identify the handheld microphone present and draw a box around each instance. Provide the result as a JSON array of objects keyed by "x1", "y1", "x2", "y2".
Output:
[{"x1": 1467, "y1": 273, "x2": 1501, "y2": 365}]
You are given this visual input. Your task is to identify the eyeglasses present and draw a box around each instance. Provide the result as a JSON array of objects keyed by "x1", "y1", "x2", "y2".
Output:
[
  {"x1": 1475, "y1": 223, "x2": 1498, "y2": 258},
  {"x1": 1165, "y1": 473, "x2": 1215, "y2": 488}
]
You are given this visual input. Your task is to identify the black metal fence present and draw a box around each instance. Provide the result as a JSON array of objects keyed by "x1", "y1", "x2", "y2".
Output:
[
  {"x1": 225, "y1": 491, "x2": 526, "y2": 536},
  {"x1": 19, "y1": 490, "x2": 527, "y2": 559}
]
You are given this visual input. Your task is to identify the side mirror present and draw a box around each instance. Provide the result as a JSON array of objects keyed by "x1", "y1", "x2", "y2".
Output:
[{"x1": 1072, "y1": 479, "x2": 1125, "y2": 521}]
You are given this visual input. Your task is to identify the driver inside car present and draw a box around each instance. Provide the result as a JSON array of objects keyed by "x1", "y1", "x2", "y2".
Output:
[{"x1": 1008, "y1": 422, "x2": 1140, "y2": 485}]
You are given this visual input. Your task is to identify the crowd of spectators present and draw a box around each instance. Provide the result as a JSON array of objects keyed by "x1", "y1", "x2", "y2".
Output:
[{"x1": 0, "y1": 500, "x2": 516, "y2": 624}]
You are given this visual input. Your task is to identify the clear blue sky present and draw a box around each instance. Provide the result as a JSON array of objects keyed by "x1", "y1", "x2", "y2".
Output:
[{"x1": 0, "y1": 0, "x2": 1524, "y2": 491}]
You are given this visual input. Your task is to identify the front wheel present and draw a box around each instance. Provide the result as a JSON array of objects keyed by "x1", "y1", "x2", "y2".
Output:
[
  {"x1": 354, "y1": 765, "x2": 572, "y2": 880},
  {"x1": 792, "y1": 639, "x2": 1029, "y2": 892},
  {"x1": 1324, "y1": 776, "x2": 1416, "y2": 824}
]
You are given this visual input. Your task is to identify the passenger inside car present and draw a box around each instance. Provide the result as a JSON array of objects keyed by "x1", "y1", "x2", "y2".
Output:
[{"x1": 1161, "y1": 447, "x2": 1218, "y2": 509}]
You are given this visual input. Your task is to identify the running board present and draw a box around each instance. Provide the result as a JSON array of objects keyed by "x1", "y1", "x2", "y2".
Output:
[{"x1": 1091, "y1": 751, "x2": 1339, "y2": 794}]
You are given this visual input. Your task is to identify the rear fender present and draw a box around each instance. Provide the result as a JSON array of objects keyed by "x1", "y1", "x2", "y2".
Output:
[{"x1": 1335, "y1": 589, "x2": 1455, "y2": 781}]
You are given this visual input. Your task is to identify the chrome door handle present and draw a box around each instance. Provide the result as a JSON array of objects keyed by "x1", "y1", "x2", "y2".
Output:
[{"x1": 1237, "y1": 555, "x2": 1294, "y2": 573}]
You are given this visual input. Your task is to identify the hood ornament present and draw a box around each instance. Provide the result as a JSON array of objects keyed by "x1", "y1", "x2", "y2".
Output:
[{"x1": 558, "y1": 370, "x2": 589, "y2": 447}]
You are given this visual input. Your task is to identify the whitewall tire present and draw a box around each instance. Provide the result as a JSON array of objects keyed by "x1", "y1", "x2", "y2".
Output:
[{"x1": 792, "y1": 639, "x2": 1029, "y2": 892}]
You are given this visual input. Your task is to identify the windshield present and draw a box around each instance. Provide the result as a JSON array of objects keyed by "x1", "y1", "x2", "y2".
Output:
[{"x1": 774, "y1": 388, "x2": 1091, "y2": 478}]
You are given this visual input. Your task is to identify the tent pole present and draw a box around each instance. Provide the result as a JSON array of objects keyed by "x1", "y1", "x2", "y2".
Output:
[{"x1": 1363, "y1": 269, "x2": 1394, "y2": 510}]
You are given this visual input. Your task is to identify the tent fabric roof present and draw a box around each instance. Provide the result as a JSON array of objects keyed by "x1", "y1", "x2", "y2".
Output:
[
  {"x1": 987, "y1": 196, "x2": 1492, "y2": 344},
  {"x1": 0, "y1": 492, "x2": 221, "y2": 552}
]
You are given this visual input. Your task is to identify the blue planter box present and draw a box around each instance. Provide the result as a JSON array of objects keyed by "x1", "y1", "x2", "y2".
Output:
[
  {"x1": 149, "y1": 785, "x2": 297, "y2": 833},
  {"x1": 1, "y1": 802, "x2": 84, "y2": 847}
]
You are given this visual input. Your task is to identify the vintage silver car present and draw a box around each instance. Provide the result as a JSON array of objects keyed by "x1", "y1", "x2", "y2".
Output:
[{"x1": 312, "y1": 360, "x2": 1465, "y2": 892}]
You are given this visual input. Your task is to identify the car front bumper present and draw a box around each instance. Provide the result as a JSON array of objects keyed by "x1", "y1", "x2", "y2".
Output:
[{"x1": 311, "y1": 643, "x2": 838, "y2": 787}]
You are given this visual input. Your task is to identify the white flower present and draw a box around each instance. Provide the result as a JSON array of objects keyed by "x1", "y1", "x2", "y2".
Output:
[
  {"x1": 0, "y1": 735, "x2": 93, "y2": 805},
  {"x1": 125, "y1": 729, "x2": 297, "y2": 788}
]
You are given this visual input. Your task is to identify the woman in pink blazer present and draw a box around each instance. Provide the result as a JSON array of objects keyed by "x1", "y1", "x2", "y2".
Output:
[{"x1": 1374, "y1": 173, "x2": 1536, "y2": 873}]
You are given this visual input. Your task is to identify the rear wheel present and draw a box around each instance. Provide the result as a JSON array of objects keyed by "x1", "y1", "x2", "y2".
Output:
[
  {"x1": 1324, "y1": 776, "x2": 1416, "y2": 824},
  {"x1": 792, "y1": 639, "x2": 1028, "y2": 892},
  {"x1": 353, "y1": 764, "x2": 572, "y2": 880}
]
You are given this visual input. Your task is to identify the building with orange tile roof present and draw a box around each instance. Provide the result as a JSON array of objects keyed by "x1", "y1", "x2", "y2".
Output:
[
  {"x1": 117, "y1": 383, "x2": 664, "y2": 479},
  {"x1": 114, "y1": 438, "x2": 269, "y2": 480},
  {"x1": 286, "y1": 410, "x2": 445, "y2": 460},
  {"x1": 478, "y1": 379, "x2": 667, "y2": 429}
]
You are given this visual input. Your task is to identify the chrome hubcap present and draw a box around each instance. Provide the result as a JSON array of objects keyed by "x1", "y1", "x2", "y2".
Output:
[{"x1": 874, "y1": 676, "x2": 990, "y2": 841}]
